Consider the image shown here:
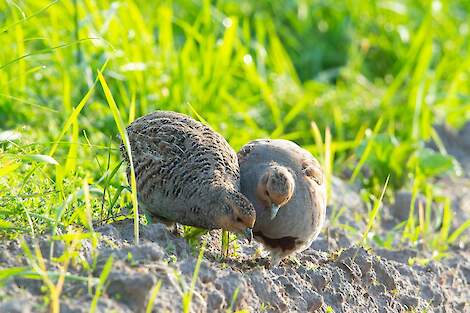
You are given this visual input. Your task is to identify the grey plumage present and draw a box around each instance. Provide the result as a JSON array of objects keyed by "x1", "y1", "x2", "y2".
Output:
[
  {"x1": 121, "y1": 111, "x2": 255, "y2": 234},
  {"x1": 238, "y1": 139, "x2": 326, "y2": 266}
]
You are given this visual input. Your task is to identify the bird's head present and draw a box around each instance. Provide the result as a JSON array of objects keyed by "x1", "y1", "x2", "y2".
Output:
[
  {"x1": 257, "y1": 164, "x2": 295, "y2": 220},
  {"x1": 214, "y1": 188, "x2": 256, "y2": 242}
]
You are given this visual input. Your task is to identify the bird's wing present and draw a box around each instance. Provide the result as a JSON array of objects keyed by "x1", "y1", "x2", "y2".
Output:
[
  {"x1": 301, "y1": 158, "x2": 324, "y2": 186},
  {"x1": 237, "y1": 143, "x2": 255, "y2": 164},
  {"x1": 237, "y1": 139, "x2": 272, "y2": 163},
  {"x1": 122, "y1": 118, "x2": 193, "y2": 205}
]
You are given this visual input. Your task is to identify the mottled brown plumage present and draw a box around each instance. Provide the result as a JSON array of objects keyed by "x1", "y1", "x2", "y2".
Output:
[
  {"x1": 238, "y1": 139, "x2": 326, "y2": 266},
  {"x1": 121, "y1": 111, "x2": 255, "y2": 236}
]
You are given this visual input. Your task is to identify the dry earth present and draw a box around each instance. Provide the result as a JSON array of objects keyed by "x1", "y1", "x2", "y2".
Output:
[{"x1": 1, "y1": 123, "x2": 469, "y2": 312}]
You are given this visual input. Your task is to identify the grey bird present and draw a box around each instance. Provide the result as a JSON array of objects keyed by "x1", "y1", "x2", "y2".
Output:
[
  {"x1": 121, "y1": 111, "x2": 256, "y2": 240},
  {"x1": 238, "y1": 139, "x2": 326, "y2": 266}
]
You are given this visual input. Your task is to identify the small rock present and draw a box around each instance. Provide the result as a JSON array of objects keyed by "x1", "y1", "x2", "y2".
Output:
[
  {"x1": 13, "y1": 277, "x2": 43, "y2": 295},
  {"x1": 390, "y1": 191, "x2": 431, "y2": 223},
  {"x1": 307, "y1": 292, "x2": 323, "y2": 312},
  {"x1": 372, "y1": 259, "x2": 397, "y2": 291},
  {"x1": 419, "y1": 284, "x2": 443, "y2": 307},
  {"x1": 323, "y1": 291, "x2": 345, "y2": 309},
  {"x1": 97, "y1": 243, "x2": 164, "y2": 267},
  {"x1": 214, "y1": 272, "x2": 247, "y2": 309},
  {"x1": 460, "y1": 265, "x2": 470, "y2": 285},
  {"x1": 368, "y1": 282, "x2": 386, "y2": 295},
  {"x1": 179, "y1": 260, "x2": 216, "y2": 284},
  {"x1": 293, "y1": 298, "x2": 308, "y2": 312},
  {"x1": 139, "y1": 224, "x2": 191, "y2": 258},
  {"x1": 375, "y1": 248, "x2": 417, "y2": 264},
  {"x1": 270, "y1": 266, "x2": 286, "y2": 276},
  {"x1": 306, "y1": 270, "x2": 329, "y2": 291},
  {"x1": 96, "y1": 224, "x2": 122, "y2": 241},
  {"x1": 0, "y1": 250, "x2": 13, "y2": 266},
  {"x1": 141, "y1": 223, "x2": 173, "y2": 243},
  {"x1": 399, "y1": 295, "x2": 420, "y2": 310},
  {"x1": 277, "y1": 276, "x2": 301, "y2": 297},
  {"x1": 453, "y1": 301, "x2": 468, "y2": 312},
  {"x1": 336, "y1": 247, "x2": 371, "y2": 281},
  {"x1": 106, "y1": 271, "x2": 156, "y2": 312},
  {"x1": 206, "y1": 290, "x2": 225, "y2": 311},
  {"x1": 0, "y1": 299, "x2": 32, "y2": 313},
  {"x1": 249, "y1": 271, "x2": 286, "y2": 309}
]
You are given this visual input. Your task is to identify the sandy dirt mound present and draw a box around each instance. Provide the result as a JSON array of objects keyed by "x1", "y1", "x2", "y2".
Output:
[{"x1": 1, "y1": 215, "x2": 469, "y2": 313}]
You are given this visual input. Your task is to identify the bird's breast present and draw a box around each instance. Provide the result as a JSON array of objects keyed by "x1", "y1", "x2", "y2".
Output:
[{"x1": 253, "y1": 231, "x2": 298, "y2": 251}]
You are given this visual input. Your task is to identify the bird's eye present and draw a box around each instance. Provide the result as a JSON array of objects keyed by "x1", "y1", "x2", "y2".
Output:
[
  {"x1": 236, "y1": 217, "x2": 243, "y2": 223},
  {"x1": 265, "y1": 190, "x2": 270, "y2": 197}
]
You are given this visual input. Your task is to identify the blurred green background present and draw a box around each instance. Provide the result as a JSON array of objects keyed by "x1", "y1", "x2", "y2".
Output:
[{"x1": 1, "y1": 0, "x2": 469, "y2": 250}]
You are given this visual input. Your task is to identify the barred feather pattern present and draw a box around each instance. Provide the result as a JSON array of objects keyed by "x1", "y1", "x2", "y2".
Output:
[{"x1": 120, "y1": 111, "x2": 243, "y2": 229}]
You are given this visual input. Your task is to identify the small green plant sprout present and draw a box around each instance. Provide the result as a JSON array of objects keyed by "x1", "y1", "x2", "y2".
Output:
[
  {"x1": 222, "y1": 230, "x2": 230, "y2": 258},
  {"x1": 259, "y1": 302, "x2": 272, "y2": 312},
  {"x1": 182, "y1": 239, "x2": 206, "y2": 313},
  {"x1": 221, "y1": 231, "x2": 242, "y2": 259},
  {"x1": 126, "y1": 251, "x2": 137, "y2": 266},
  {"x1": 227, "y1": 287, "x2": 241, "y2": 313},
  {"x1": 326, "y1": 305, "x2": 336, "y2": 313},
  {"x1": 145, "y1": 280, "x2": 163, "y2": 313},
  {"x1": 183, "y1": 226, "x2": 208, "y2": 253},
  {"x1": 20, "y1": 235, "x2": 80, "y2": 313},
  {"x1": 90, "y1": 255, "x2": 113, "y2": 313},
  {"x1": 362, "y1": 175, "x2": 390, "y2": 246}
]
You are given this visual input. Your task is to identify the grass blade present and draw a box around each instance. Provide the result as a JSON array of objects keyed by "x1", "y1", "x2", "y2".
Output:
[
  {"x1": 350, "y1": 117, "x2": 384, "y2": 183},
  {"x1": 362, "y1": 175, "x2": 390, "y2": 245},
  {"x1": 97, "y1": 70, "x2": 139, "y2": 245},
  {"x1": 182, "y1": 240, "x2": 206, "y2": 313},
  {"x1": 90, "y1": 255, "x2": 113, "y2": 313},
  {"x1": 448, "y1": 219, "x2": 470, "y2": 245},
  {"x1": 49, "y1": 60, "x2": 108, "y2": 157},
  {"x1": 145, "y1": 280, "x2": 163, "y2": 313}
]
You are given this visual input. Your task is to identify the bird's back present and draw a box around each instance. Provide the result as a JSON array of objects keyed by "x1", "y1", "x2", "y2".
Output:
[{"x1": 121, "y1": 111, "x2": 240, "y2": 228}]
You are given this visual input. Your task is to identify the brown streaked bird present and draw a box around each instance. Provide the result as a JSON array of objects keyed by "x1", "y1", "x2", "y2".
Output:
[
  {"x1": 238, "y1": 139, "x2": 326, "y2": 266},
  {"x1": 120, "y1": 111, "x2": 256, "y2": 241}
]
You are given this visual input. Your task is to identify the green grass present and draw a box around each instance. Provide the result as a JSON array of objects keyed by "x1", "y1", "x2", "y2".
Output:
[
  {"x1": 90, "y1": 254, "x2": 113, "y2": 313},
  {"x1": 182, "y1": 239, "x2": 206, "y2": 313},
  {"x1": 145, "y1": 279, "x2": 163, "y2": 313},
  {"x1": 1, "y1": 0, "x2": 470, "y2": 310}
]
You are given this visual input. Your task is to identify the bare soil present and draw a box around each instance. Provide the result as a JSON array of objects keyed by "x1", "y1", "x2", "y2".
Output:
[{"x1": 1, "y1": 123, "x2": 469, "y2": 312}]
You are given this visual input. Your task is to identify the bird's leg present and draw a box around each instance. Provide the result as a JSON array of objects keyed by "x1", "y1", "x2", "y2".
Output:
[{"x1": 269, "y1": 250, "x2": 283, "y2": 268}]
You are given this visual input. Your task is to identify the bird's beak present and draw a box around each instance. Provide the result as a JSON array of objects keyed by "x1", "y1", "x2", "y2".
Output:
[
  {"x1": 244, "y1": 228, "x2": 253, "y2": 243},
  {"x1": 270, "y1": 204, "x2": 280, "y2": 220}
]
